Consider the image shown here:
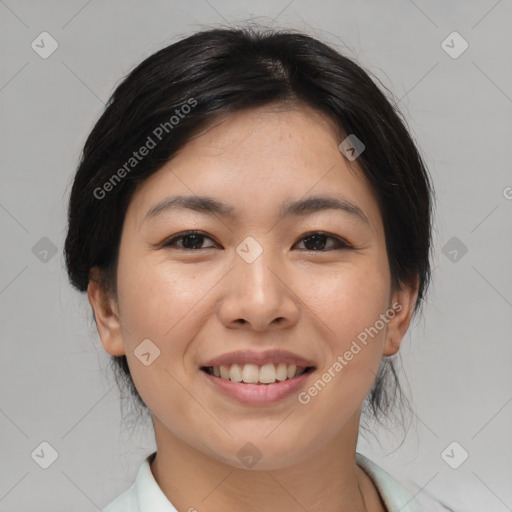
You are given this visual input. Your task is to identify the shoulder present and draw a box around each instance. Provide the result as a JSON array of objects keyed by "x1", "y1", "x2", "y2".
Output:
[
  {"x1": 356, "y1": 453, "x2": 422, "y2": 512},
  {"x1": 102, "y1": 482, "x2": 138, "y2": 512},
  {"x1": 101, "y1": 452, "x2": 178, "y2": 512}
]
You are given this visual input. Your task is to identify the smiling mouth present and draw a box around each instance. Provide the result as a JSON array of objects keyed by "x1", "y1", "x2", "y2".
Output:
[{"x1": 200, "y1": 363, "x2": 316, "y2": 385}]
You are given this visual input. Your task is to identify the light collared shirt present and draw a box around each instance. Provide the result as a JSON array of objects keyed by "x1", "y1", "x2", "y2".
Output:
[{"x1": 102, "y1": 452, "x2": 422, "y2": 512}]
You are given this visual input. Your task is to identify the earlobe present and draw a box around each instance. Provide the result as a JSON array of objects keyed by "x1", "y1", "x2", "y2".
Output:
[
  {"x1": 87, "y1": 268, "x2": 126, "y2": 356},
  {"x1": 383, "y1": 280, "x2": 419, "y2": 357}
]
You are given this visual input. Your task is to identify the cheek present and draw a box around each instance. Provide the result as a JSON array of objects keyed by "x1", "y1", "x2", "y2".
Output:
[
  {"x1": 115, "y1": 252, "x2": 225, "y2": 401},
  {"x1": 116, "y1": 251, "x2": 216, "y2": 341},
  {"x1": 292, "y1": 264, "x2": 390, "y2": 430},
  {"x1": 295, "y1": 258, "x2": 391, "y2": 409},
  {"x1": 115, "y1": 255, "x2": 209, "y2": 419},
  {"x1": 299, "y1": 259, "x2": 391, "y2": 346}
]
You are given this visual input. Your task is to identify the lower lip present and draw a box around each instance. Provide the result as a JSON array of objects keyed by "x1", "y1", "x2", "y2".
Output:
[{"x1": 200, "y1": 369, "x2": 314, "y2": 405}]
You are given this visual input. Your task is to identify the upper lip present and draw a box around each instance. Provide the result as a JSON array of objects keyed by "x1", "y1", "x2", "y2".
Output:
[{"x1": 201, "y1": 349, "x2": 316, "y2": 368}]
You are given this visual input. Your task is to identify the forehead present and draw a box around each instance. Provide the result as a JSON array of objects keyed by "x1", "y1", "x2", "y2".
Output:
[{"x1": 125, "y1": 106, "x2": 382, "y2": 233}]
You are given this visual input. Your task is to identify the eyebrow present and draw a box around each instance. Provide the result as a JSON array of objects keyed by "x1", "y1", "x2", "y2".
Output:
[{"x1": 144, "y1": 194, "x2": 370, "y2": 225}]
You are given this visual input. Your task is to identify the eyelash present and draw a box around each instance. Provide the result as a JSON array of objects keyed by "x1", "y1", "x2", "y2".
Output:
[{"x1": 162, "y1": 230, "x2": 353, "y2": 252}]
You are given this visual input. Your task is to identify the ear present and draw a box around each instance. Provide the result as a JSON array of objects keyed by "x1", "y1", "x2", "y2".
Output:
[
  {"x1": 87, "y1": 267, "x2": 126, "y2": 356},
  {"x1": 383, "y1": 277, "x2": 419, "y2": 357}
]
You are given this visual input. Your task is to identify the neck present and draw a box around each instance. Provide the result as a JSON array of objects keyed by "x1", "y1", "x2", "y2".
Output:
[{"x1": 149, "y1": 414, "x2": 384, "y2": 512}]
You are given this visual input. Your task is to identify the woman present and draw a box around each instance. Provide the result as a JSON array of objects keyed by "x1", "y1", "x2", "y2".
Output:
[{"x1": 64, "y1": 25, "x2": 434, "y2": 512}]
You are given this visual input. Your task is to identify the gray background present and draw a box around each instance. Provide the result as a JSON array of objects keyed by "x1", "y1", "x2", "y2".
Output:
[{"x1": 1, "y1": 1, "x2": 511, "y2": 511}]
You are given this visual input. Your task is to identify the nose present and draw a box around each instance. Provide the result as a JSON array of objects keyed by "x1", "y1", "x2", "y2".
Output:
[{"x1": 217, "y1": 244, "x2": 300, "y2": 331}]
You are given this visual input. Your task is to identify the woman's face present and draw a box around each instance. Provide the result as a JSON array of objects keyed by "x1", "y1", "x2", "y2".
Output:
[{"x1": 90, "y1": 105, "x2": 416, "y2": 470}]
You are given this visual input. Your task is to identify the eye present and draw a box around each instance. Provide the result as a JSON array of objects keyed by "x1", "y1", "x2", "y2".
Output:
[
  {"x1": 162, "y1": 231, "x2": 218, "y2": 250},
  {"x1": 294, "y1": 232, "x2": 352, "y2": 251},
  {"x1": 162, "y1": 230, "x2": 352, "y2": 252}
]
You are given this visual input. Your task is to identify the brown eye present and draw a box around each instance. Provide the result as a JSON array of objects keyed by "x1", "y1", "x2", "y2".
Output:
[
  {"x1": 295, "y1": 232, "x2": 352, "y2": 251},
  {"x1": 163, "y1": 231, "x2": 217, "y2": 250}
]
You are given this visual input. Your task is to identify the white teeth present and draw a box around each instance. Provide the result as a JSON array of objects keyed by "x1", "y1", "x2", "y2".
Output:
[
  {"x1": 209, "y1": 363, "x2": 308, "y2": 384},
  {"x1": 259, "y1": 363, "x2": 277, "y2": 383},
  {"x1": 276, "y1": 362, "x2": 288, "y2": 381},
  {"x1": 229, "y1": 364, "x2": 242, "y2": 382},
  {"x1": 242, "y1": 363, "x2": 260, "y2": 383}
]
